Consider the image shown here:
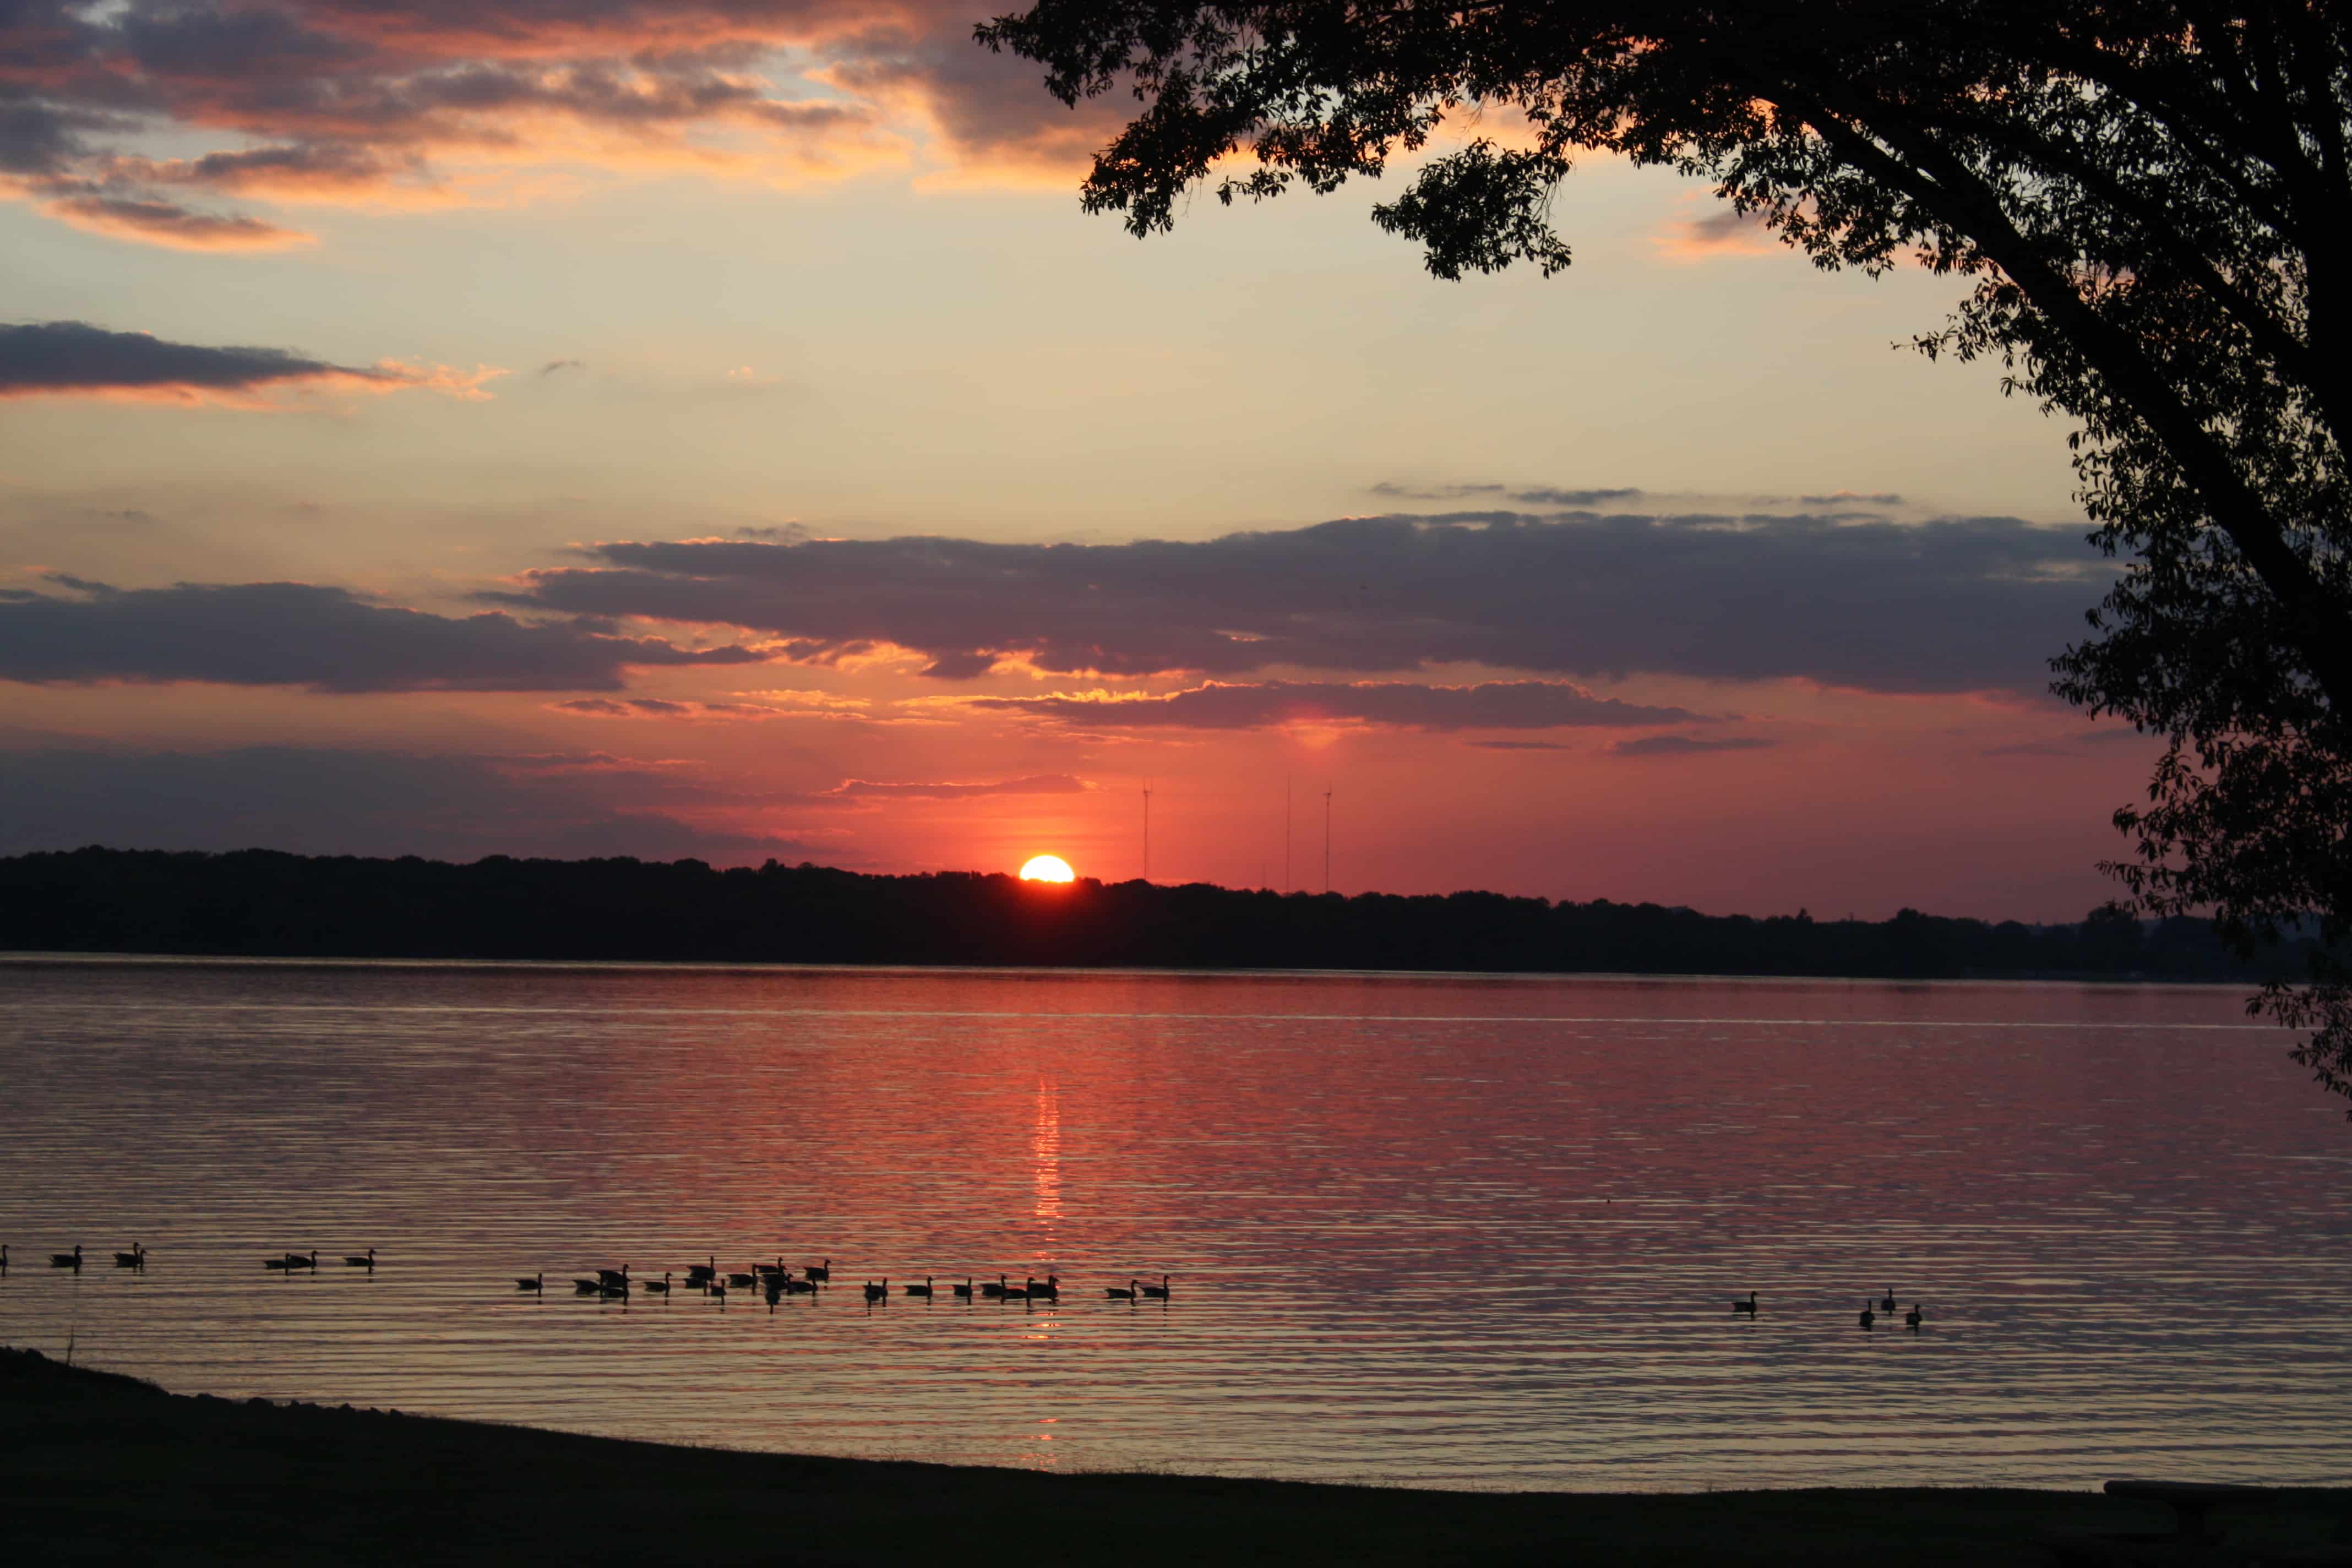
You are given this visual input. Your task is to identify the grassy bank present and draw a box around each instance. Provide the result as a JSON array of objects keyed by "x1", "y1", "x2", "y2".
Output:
[{"x1": 1, "y1": 1346, "x2": 2337, "y2": 1564}]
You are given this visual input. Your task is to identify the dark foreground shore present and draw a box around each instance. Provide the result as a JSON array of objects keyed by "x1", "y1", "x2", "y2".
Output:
[{"x1": 4, "y1": 1348, "x2": 2343, "y2": 1565}]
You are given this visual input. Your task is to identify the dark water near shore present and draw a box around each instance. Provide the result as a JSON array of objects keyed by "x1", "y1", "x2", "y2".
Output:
[{"x1": 3, "y1": 956, "x2": 2348, "y2": 1489}]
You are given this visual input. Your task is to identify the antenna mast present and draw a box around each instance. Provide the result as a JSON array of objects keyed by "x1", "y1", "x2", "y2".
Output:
[
  {"x1": 1142, "y1": 779, "x2": 1152, "y2": 883},
  {"x1": 1283, "y1": 776, "x2": 1292, "y2": 894},
  {"x1": 1323, "y1": 784, "x2": 1332, "y2": 894}
]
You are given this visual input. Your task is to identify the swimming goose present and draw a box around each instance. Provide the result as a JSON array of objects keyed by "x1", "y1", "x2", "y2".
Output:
[
  {"x1": 1732, "y1": 1291, "x2": 1758, "y2": 1315},
  {"x1": 600, "y1": 1279, "x2": 630, "y2": 1299},
  {"x1": 981, "y1": 1274, "x2": 1008, "y2": 1298},
  {"x1": 597, "y1": 1265, "x2": 630, "y2": 1288},
  {"x1": 50, "y1": 1245, "x2": 82, "y2": 1270},
  {"x1": 286, "y1": 1250, "x2": 318, "y2": 1270},
  {"x1": 952, "y1": 1277, "x2": 975, "y2": 1299},
  {"x1": 516, "y1": 1273, "x2": 543, "y2": 1292},
  {"x1": 1141, "y1": 1276, "x2": 1171, "y2": 1300},
  {"x1": 1905, "y1": 1304, "x2": 1924, "y2": 1330},
  {"x1": 1879, "y1": 1286, "x2": 1897, "y2": 1314},
  {"x1": 804, "y1": 1259, "x2": 830, "y2": 1283},
  {"x1": 344, "y1": 1248, "x2": 375, "y2": 1270},
  {"x1": 113, "y1": 1244, "x2": 145, "y2": 1269},
  {"x1": 1031, "y1": 1275, "x2": 1060, "y2": 1302},
  {"x1": 727, "y1": 1270, "x2": 756, "y2": 1288},
  {"x1": 1858, "y1": 1303, "x2": 1876, "y2": 1329},
  {"x1": 687, "y1": 1256, "x2": 716, "y2": 1283},
  {"x1": 758, "y1": 1257, "x2": 790, "y2": 1277},
  {"x1": 1002, "y1": 1277, "x2": 1035, "y2": 1302},
  {"x1": 863, "y1": 1280, "x2": 888, "y2": 1302},
  {"x1": 784, "y1": 1276, "x2": 817, "y2": 1294},
  {"x1": 264, "y1": 1256, "x2": 295, "y2": 1271},
  {"x1": 905, "y1": 1277, "x2": 933, "y2": 1298},
  {"x1": 574, "y1": 1278, "x2": 604, "y2": 1294},
  {"x1": 1106, "y1": 1280, "x2": 1137, "y2": 1301},
  {"x1": 2, "y1": 1246, "x2": 9, "y2": 1271},
  {"x1": 709, "y1": 1279, "x2": 729, "y2": 1301},
  {"x1": 644, "y1": 1271, "x2": 672, "y2": 1295}
]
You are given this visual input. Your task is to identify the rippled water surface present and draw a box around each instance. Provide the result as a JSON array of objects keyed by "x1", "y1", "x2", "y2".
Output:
[{"x1": 4, "y1": 956, "x2": 2349, "y2": 1489}]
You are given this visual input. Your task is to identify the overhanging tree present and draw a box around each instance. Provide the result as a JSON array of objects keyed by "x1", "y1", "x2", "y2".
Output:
[{"x1": 978, "y1": 0, "x2": 2352, "y2": 1107}]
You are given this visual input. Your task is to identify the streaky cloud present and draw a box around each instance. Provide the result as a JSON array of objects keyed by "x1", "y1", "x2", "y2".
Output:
[
  {"x1": 830, "y1": 774, "x2": 1089, "y2": 799},
  {"x1": 0, "y1": 578, "x2": 764, "y2": 692},
  {"x1": 1610, "y1": 734, "x2": 1776, "y2": 756},
  {"x1": 963, "y1": 679, "x2": 1694, "y2": 732},
  {"x1": 0, "y1": 320, "x2": 499, "y2": 402}
]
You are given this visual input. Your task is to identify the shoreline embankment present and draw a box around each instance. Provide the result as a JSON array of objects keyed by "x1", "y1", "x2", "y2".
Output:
[{"x1": 10, "y1": 1345, "x2": 2345, "y2": 1564}]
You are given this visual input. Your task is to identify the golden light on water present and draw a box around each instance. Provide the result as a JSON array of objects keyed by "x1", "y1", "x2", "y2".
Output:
[{"x1": 1018, "y1": 854, "x2": 1075, "y2": 883}]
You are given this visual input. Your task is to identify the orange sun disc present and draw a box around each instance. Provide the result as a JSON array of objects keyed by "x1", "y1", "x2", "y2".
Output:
[{"x1": 1019, "y1": 855, "x2": 1075, "y2": 883}]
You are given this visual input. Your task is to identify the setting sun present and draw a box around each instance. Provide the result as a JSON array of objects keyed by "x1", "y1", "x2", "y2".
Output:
[{"x1": 1018, "y1": 855, "x2": 1075, "y2": 883}]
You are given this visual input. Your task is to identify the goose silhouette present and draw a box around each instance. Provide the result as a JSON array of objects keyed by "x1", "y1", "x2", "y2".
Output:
[
  {"x1": 864, "y1": 1280, "x2": 888, "y2": 1302},
  {"x1": 1106, "y1": 1279, "x2": 1137, "y2": 1301},
  {"x1": 905, "y1": 1277, "x2": 933, "y2": 1298},
  {"x1": 113, "y1": 1244, "x2": 145, "y2": 1270},
  {"x1": 1732, "y1": 1291, "x2": 1758, "y2": 1315},
  {"x1": 51, "y1": 1245, "x2": 82, "y2": 1271},
  {"x1": 1905, "y1": 1303, "x2": 1924, "y2": 1330},
  {"x1": 1141, "y1": 1275, "x2": 1171, "y2": 1300},
  {"x1": 1859, "y1": 1303, "x2": 1876, "y2": 1329},
  {"x1": 645, "y1": 1271, "x2": 672, "y2": 1296},
  {"x1": 344, "y1": 1248, "x2": 376, "y2": 1270},
  {"x1": 516, "y1": 1273, "x2": 543, "y2": 1293},
  {"x1": 804, "y1": 1259, "x2": 830, "y2": 1283},
  {"x1": 981, "y1": 1274, "x2": 1008, "y2": 1298},
  {"x1": 1879, "y1": 1286, "x2": 1897, "y2": 1314}
]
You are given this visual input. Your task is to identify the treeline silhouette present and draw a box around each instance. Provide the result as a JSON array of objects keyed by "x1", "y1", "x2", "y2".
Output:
[{"x1": 0, "y1": 846, "x2": 2310, "y2": 982}]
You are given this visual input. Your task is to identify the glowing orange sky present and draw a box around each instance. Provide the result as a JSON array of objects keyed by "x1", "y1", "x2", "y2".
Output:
[{"x1": 0, "y1": 0, "x2": 2141, "y2": 921}]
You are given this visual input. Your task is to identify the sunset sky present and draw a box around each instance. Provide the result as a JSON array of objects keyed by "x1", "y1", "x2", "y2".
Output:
[{"x1": 0, "y1": 0, "x2": 2154, "y2": 919}]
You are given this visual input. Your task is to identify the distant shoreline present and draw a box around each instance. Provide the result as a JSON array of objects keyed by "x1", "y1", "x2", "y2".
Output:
[
  {"x1": 1, "y1": 1344, "x2": 2283, "y2": 1565},
  {"x1": 0, "y1": 946, "x2": 2267, "y2": 992},
  {"x1": 0, "y1": 845, "x2": 2312, "y2": 984}
]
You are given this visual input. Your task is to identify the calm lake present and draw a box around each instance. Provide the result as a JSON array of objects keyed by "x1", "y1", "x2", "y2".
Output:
[{"x1": 3, "y1": 956, "x2": 2348, "y2": 1490}]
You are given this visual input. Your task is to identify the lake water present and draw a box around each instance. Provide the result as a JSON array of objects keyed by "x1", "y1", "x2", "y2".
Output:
[{"x1": 3, "y1": 956, "x2": 2348, "y2": 1490}]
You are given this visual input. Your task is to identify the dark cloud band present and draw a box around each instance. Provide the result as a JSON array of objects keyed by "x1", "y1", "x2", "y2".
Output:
[
  {"x1": 3, "y1": 320, "x2": 386, "y2": 396},
  {"x1": 496, "y1": 508, "x2": 2101, "y2": 694},
  {"x1": 0, "y1": 578, "x2": 762, "y2": 692}
]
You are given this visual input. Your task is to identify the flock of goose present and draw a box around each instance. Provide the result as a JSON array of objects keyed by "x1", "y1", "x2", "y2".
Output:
[
  {"x1": 7, "y1": 1247, "x2": 1918, "y2": 1329},
  {"x1": 1732, "y1": 1287, "x2": 1928, "y2": 1330},
  {"x1": 514, "y1": 1258, "x2": 1177, "y2": 1308},
  {"x1": 0, "y1": 1245, "x2": 1174, "y2": 1310}
]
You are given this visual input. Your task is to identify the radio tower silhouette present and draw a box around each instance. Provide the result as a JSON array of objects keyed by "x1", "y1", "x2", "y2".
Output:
[
  {"x1": 1283, "y1": 776, "x2": 1292, "y2": 894},
  {"x1": 1322, "y1": 784, "x2": 1332, "y2": 894},
  {"x1": 1141, "y1": 779, "x2": 1152, "y2": 883}
]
